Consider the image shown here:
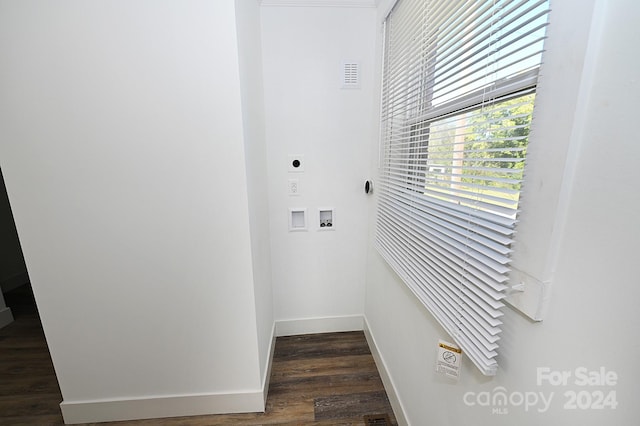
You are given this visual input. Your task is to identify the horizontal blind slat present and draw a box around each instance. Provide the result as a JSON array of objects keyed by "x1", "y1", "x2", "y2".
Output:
[{"x1": 377, "y1": 0, "x2": 548, "y2": 376}]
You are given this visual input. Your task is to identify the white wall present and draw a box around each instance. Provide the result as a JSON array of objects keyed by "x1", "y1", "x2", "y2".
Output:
[
  {"x1": 261, "y1": 4, "x2": 377, "y2": 328},
  {"x1": 0, "y1": 0, "x2": 265, "y2": 422},
  {"x1": 364, "y1": 0, "x2": 640, "y2": 424},
  {"x1": 234, "y1": 0, "x2": 275, "y2": 385},
  {"x1": 4, "y1": 0, "x2": 638, "y2": 424}
]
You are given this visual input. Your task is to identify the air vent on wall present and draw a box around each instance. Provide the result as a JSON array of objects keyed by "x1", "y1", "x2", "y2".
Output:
[{"x1": 341, "y1": 61, "x2": 360, "y2": 89}]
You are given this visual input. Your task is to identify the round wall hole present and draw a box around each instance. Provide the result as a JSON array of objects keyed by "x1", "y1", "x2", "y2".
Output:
[{"x1": 292, "y1": 159, "x2": 301, "y2": 168}]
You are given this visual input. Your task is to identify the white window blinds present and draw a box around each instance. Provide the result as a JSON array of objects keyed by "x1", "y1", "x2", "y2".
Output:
[{"x1": 376, "y1": 0, "x2": 549, "y2": 375}]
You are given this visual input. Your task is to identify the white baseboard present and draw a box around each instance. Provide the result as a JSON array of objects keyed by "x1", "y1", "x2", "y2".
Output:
[
  {"x1": 61, "y1": 324, "x2": 278, "y2": 424},
  {"x1": 363, "y1": 316, "x2": 409, "y2": 426},
  {"x1": 275, "y1": 314, "x2": 364, "y2": 336},
  {"x1": 261, "y1": 322, "x2": 277, "y2": 404},
  {"x1": 59, "y1": 316, "x2": 407, "y2": 424},
  {"x1": 0, "y1": 306, "x2": 14, "y2": 329},
  {"x1": 60, "y1": 390, "x2": 265, "y2": 424}
]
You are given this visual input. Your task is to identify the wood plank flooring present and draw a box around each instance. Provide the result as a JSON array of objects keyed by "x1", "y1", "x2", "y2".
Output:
[
  {"x1": 0, "y1": 285, "x2": 65, "y2": 426},
  {"x1": 0, "y1": 285, "x2": 396, "y2": 425}
]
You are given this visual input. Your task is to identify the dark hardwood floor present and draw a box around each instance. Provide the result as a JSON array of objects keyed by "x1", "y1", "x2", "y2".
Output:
[
  {"x1": 0, "y1": 284, "x2": 65, "y2": 425},
  {"x1": 0, "y1": 285, "x2": 396, "y2": 425}
]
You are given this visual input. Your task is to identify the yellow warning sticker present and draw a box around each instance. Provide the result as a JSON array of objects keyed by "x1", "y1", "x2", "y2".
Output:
[
  {"x1": 436, "y1": 339, "x2": 462, "y2": 380},
  {"x1": 439, "y1": 342, "x2": 462, "y2": 353}
]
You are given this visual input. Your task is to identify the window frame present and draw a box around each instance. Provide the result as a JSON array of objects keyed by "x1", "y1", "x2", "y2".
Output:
[{"x1": 375, "y1": 0, "x2": 551, "y2": 375}]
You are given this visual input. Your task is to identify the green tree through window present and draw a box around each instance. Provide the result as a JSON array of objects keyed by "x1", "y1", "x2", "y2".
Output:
[{"x1": 419, "y1": 92, "x2": 535, "y2": 214}]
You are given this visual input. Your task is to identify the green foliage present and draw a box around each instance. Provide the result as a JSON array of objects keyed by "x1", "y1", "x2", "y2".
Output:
[{"x1": 461, "y1": 94, "x2": 535, "y2": 190}]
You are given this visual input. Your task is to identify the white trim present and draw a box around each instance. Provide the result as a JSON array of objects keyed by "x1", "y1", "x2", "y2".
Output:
[
  {"x1": 363, "y1": 316, "x2": 409, "y2": 426},
  {"x1": 60, "y1": 390, "x2": 265, "y2": 424},
  {"x1": 260, "y1": 0, "x2": 376, "y2": 7},
  {"x1": 288, "y1": 207, "x2": 308, "y2": 232},
  {"x1": 504, "y1": 267, "x2": 548, "y2": 321},
  {"x1": 261, "y1": 322, "x2": 277, "y2": 405},
  {"x1": 380, "y1": 0, "x2": 398, "y2": 22},
  {"x1": 61, "y1": 325, "x2": 277, "y2": 424},
  {"x1": 0, "y1": 306, "x2": 14, "y2": 329},
  {"x1": 505, "y1": 0, "x2": 605, "y2": 321},
  {"x1": 406, "y1": 69, "x2": 539, "y2": 126},
  {"x1": 275, "y1": 314, "x2": 364, "y2": 336},
  {"x1": 60, "y1": 317, "x2": 405, "y2": 423}
]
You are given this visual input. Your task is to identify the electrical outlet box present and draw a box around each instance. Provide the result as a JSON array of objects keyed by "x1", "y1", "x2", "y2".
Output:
[
  {"x1": 288, "y1": 208, "x2": 307, "y2": 232},
  {"x1": 318, "y1": 208, "x2": 334, "y2": 230},
  {"x1": 288, "y1": 179, "x2": 300, "y2": 196}
]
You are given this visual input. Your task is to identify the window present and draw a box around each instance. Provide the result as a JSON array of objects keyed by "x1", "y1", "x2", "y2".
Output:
[{"x1": 376, "y1": 0, "x2": 550, "y2": 375}]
